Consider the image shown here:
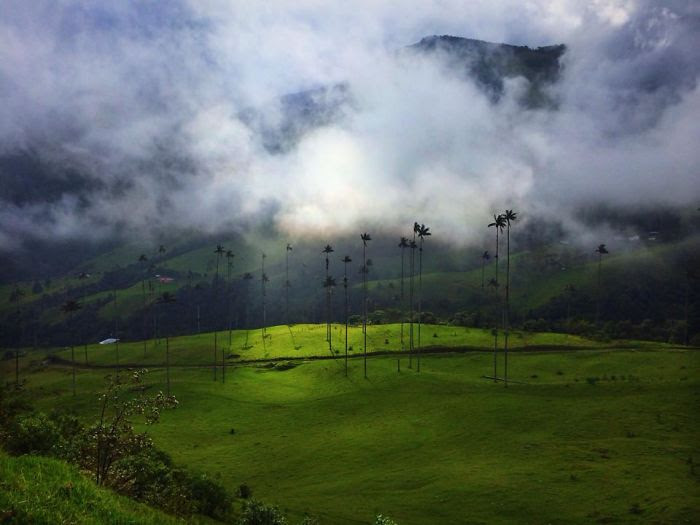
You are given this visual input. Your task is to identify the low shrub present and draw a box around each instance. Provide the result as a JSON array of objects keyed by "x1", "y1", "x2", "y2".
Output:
[{"x1": 238, "y1": 499, "x2": 287, "y2": 525}]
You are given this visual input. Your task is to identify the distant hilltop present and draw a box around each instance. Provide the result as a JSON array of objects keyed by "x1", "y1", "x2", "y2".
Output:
[{"x1": 407, "y1": 35, "x2": 567, "y2": 105}]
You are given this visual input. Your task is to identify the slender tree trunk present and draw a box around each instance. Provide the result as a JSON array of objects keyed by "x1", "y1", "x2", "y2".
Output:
[
  {"x1": 261, "y1": 256, "x2": 267, "y2": 352},
  {"x1": 71, "y1": 345, "x2": 76, "y2": 396},
  {"x1": 363, "y1": 244, "x2": 368, "y2": 379},
  {"x1": 224, "y1": 261, "x2": 232, "y2": 385},
  {"x1": 214, "y1": 255, "x2": 220, "y2": 381},
  {"x1": 344, "y1": 263, "x2": 349, "y2": 377},
  {"x1": 115, "y1": 340, "x2": 120, "y2": 376},
  {"x1": 400, "y1": 247, "x2": 405, "y2": 372},
  {"x1": 684, "y1": 272, "x2": 690, "y2": 346},
  {"x1": 409, "y1": 241, "x2": 415, "y2": 368},
  {"x1": 227, "y1": 262, "x2": 233, "y2": 350},
  {"x1": 596, "y1": 254, "x2": 602, "y2": 325},
  {"x1": 114, "y1": 288, "x2": 120, "y2": 377},
  {"x1": 166, "y1": 335, "x2": 171, "y2": 396},
  {"x1": 142, "y1": 278, "x2": 147, "y2": 356},
  {"x1": 325, "y1": 255, "x2": 330, "y2": 344},
  {"x1": 505, "y1": 225, "x2": 510, "y2": 388},
  {"x1": 493, "y1": 228, "x2": 499, "y2": 383},
  {"x1": 152, "y1": 282, "x2": 157, "y2": 350},
  {"x1": 214, "y1": 331, "x2": 218, "y2": 380},
  {"x1": 286, "y1": 251, "x2": 290, "y2": 325},
  {"x1": 417, "y1": 239, "x2": 424, "y2": 373},
  {"x1": 329, "y1": 287, "x2": 333, "y2": 355}
]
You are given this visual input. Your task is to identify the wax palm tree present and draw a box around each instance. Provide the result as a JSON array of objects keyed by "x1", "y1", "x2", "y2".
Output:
[
  {"x1": 212, "y1": 244, "x2": 225, "y2": 381},
  {"x1": 148, "y1": 262, "x2": 157, "y2": 348},
  {"x1": 322, "y1": 276, "x2": 337, "y2": 355},
  {"x1": 416, "y1": 223, "x2": 431, "y2": 373},
  {"x1": 224, "y1": 249, "x2": 235, "y2": 384},
  {"x1": 342, "y1": 255, "x2": 352, "y2": 376},
  {"x1": 9, "y1": 287, "x2": 25, "y2": 388},
  {"x1": 360, "y1": 233, "x2": 371, "y2": 378},
  {"x1": 488, "y1": 213, "x2": 506, "y2": 382},
  {"x1": 225, "y1": 250, "x2": 235, "y2": 346},
  {"x1": 285, "y1": 244, "x2": 293, "y2": 324},
  {"x1": 503, "y1": 209, "x2": 517, "y2": 387},
  {"x1": 156, "y1": 292, "x2": 177, "y2": 396},
  {"x1": 322, "y1": 244, "x2": 334, "y2": 343},
  {"x1": 408, "y1": 238, "x2": 417, "y2": 368},
  {"x1": 61, "y1": 299, "x2": 82, "y2": 396},
  {"x1": 138, "y1": 254, "x2": 149, "y2": 356},
  {"x1": 243, "y1": 272, "x2": 254, "y2": 349},
  {"x1": 595, "y1": 244, "x2": 609, "y2": 324},
  {"x1": 261, "y1": 270, "x2": 270, "y2": 352},
  {"x1": 77, "y1": 271, "x2": 90, "y2": 365},
  {"x1": 261, "y1": 252, "x2": 268, "y2": 342},
  {"x1": 481, "y1": 251, "x2": 490, "y2": 288},
  {"x1": 112, "y1": 284, "x2": 121, "y2": 375},
  {"x1": 398, "y1": 237, "x2": 409, "y2": 367}
]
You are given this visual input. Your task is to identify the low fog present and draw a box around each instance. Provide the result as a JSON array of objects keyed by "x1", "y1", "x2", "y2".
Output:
[{"x1": 0, "y1": 0, "x2": 698, "y2": 250}]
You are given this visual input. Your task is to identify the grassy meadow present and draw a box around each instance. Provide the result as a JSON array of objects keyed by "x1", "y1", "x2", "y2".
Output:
[
  {"x1": 47, "y1": 322, "x2": 666, "y2": 368},
  {"x1": 4, "y1": 329, "x2": 698, "y2": 524}
]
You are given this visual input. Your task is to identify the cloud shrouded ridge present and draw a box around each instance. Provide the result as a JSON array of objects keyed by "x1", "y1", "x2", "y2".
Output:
[{"x1": 0, "y1": 0, "x2": 698, "y2": 249}]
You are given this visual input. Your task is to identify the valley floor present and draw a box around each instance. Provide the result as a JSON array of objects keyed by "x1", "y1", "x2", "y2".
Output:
[{"x1": 5, "y1": 334, "x2": 699, "y2": 524}]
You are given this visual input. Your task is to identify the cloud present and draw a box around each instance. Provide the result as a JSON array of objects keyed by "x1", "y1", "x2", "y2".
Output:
[{"x1": 0, "y1": 0, "x2": 698, "y2": 250}]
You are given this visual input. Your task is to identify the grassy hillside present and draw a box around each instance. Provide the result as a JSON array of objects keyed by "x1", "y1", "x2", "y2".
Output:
[
  {"x1": 0, "y1": 451, "x2": 189, "y2": 524},
  {"x1": 46, "y1": 322, "x2": 659, "y2": 368},
  {"x1": 8, "y1": 344, "x2": 699, "y2": 525}
]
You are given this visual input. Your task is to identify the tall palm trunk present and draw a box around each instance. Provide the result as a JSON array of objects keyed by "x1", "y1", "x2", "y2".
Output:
[
  {"x1": 80, "y1": 289, "x2": 88, "y2": 366},
  {"x1": 504, "y1": 224, "x2": 510, "y2": 388},
  {"x1": 286, "y1": 248, "x2": 290, "y2": 324},
  {"x1": 494, "y1": 227, "x2": 499, "y2": 383},
  {"x1": 325, "y1": 254, "x2": 330, "y2": 345},
  {"x1": 15, "y1": 320, "x2": 20, "y2": 387},
  {"x1": 213, "y1": 253, "x2": 220, "y2": 382},
  {"x1": 343, "y1": 260, "x2": 349, "y2": 377},
  {"x1": 399, "y1": 246, "x2": 405, "y2": 372},
  {"x1": 261, "y1": 254, "x2": 267, "y2": 352},
  {"x1": 114, "y1": 287, "x2": 120, "y2": 376},
  {"x1": 328, "y1": 285, "x2": 333, "y2": 355},
  {"x1": 417, "y1": 239, "x2": 424, "y2": 372},
  {"x1": 166, "y1": 335, "x2": 171, "y2": 396},
  {"x1": 68, "y1": 308, "x2": 76, "y2": 396},
  {"x1": 363, "y1": 243, "x2": 368, "y2": 379},
  {"x1": 596, "y1": 253, "x2": 602, "y2": 324},
  {"x1": 141, "y1": 278, "x2": 147, "y2": 356},
  {"x1": 150, "y1": 279, "x2": 157, "y2": 350},
  {"x1": 71, "y1": 343, "x2": 76, "y2": 396},
  {"x1": 409, "y1": 239, "x2": 415, "y2": 368},
  {"x1": 224, "y1": 257, "x2": 233, "y2": 385},
  {"x1": 227, "y1": 260, "x2": 233, "y2": 348},
  {"x1": 326, "y1": 255, "x2": 333, "y2": 344}
]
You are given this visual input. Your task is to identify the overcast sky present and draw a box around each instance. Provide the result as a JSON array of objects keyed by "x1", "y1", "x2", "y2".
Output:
[{"x1": 0, "y1": 0, "x2": 698, "y2": 248}]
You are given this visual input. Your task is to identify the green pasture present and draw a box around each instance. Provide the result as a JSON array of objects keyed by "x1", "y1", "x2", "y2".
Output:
[
  {"x1": 5, "y1": 341, "x2": 698, "y2": 524},
  {"x1": 45, "y1": 323, "x2": 630, "y2": 368}
]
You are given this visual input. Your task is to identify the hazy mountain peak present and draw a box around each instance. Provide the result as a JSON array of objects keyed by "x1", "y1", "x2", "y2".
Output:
[{"x1": 407, "y1": 34, "x2": 566, "y2": 106}]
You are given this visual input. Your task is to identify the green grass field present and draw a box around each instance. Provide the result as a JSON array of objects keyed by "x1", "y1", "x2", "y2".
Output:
[
  {"x1": 46, "y1": 322, "x2": 644, "y2": 368},
  {"x1": 5, "y1": 332, "x2": 698, "y2": 524},
  {"x1": 50, "y1": 322, "x2": 672, "y2": 371}
]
